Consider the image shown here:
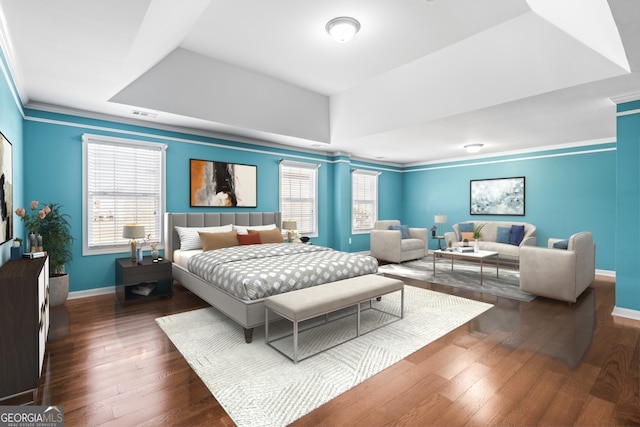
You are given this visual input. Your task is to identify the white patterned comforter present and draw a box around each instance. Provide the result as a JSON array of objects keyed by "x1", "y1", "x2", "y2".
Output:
[{"x1": 187, "y1": 243, "x2": 379, "y2": 301}]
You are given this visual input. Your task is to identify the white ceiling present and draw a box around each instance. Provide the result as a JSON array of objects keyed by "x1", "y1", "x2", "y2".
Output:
[{"x1": 0, "y1": 0, "x2": 639, "y2": 165}]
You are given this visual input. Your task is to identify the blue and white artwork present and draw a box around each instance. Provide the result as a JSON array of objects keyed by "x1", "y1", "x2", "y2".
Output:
[{"x1": 470, "y1": 177, "x2": 525, "y2": 215}]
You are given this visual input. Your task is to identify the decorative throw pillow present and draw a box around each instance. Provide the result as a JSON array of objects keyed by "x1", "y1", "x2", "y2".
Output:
[
  {"x1": 552, "y1": 239, "x2": 569, "y2": 250},
  {"x1": 175, "y1": 224, "x2": 234, "y2": 250},
  {"x1": 389, "y1": 224, "x2": 411, "y2": 239},
  {"x1": 238, "y1": 233, "x2": 262, "y2": 245},
  {"x1": 199, "y1": 230, "x2": 239, "y2": 251},
  {"x1": 496, "y1": 226, "x2": 511, "y2": 244},
  {"x1": 509, "y1": 225, "x2": 525, "y2": 246},
  {"x1": 458, "y1": 223, "x2": 473, "y2": 241},
  {"x1": 249, "y1": 227, "x2": 284, "y2": 243},
  {"x1": 461, "y1": 231, "x2": 475, "y2": 242},
  {"x1": 237, "y1": 223, "x2": 277, "y2": 235}
]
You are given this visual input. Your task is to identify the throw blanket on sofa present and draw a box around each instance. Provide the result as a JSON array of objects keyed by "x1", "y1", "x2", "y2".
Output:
[{"x1": 188, "y1": 243, "x2": 379, "y2": 301}]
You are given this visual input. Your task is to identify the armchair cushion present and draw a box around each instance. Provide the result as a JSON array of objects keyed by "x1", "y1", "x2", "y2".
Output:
[
  {"x1": 552, "y1": 239, "x2": 569, "y2": 249},
  {"x1": 390, "y1": 224, "x2": 411, "y2": 239}
]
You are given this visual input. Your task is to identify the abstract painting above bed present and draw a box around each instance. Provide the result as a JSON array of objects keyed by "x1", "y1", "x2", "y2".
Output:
[{"x1": 188, "y1": 243, "x2": 379, "y2": 300}]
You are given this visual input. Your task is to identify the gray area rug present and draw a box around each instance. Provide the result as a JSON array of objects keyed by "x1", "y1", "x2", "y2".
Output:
[
  {"x1": 156, "y1": 286, "x2": 492, "y2": 427},
  {"x1": 378, "y1": 256, "x2": 536, "y2": 302}
]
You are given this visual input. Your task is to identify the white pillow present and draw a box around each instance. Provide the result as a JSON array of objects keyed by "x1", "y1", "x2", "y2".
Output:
[
  {"x1": 234, "y1": 223, "x2": 276, "y2": 235},
  {"x1": 175, "y1": 224, "x2": 233, "y2": 250}
]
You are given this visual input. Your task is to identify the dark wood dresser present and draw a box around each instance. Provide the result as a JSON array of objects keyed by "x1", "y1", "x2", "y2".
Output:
[{"x1": 0, "y1": 256, "x2": 49, "y2": 403}]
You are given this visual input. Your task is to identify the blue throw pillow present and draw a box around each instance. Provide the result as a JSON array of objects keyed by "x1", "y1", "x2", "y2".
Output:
[
  {"x1": 496, "y1": 226, "x2": 511, "y2": 244},
  {"x1": 509, "y1": 225, "x2": 525, "y2": 246},
  {"x1": 553, "y1": 239, "x2": 569, "y2": 249},
  {"x1": 458, "y1": 223, "x2": 473, "y2": 241},
  {"x1": 390, "y1": 224, "x2": 411, "y2": 239}
]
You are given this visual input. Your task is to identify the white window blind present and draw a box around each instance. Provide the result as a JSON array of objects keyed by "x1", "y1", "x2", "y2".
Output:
[
  {"x1": 83, "y1": 134, "x2": 166, "y2": 255},
  {"x1": 352, "y1": 169, "x2": 379, "y2": 233},
  {"x1": 279, "y1": 161, "x2": 318, "y2": 235}
]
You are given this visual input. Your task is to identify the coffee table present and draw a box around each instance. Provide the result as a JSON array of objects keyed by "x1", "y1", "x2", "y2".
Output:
[{"x1": 433, "y1": 249, "x2": 499, "y2": 285}]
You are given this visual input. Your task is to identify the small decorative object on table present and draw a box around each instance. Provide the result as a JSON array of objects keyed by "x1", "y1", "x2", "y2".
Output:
[
  {"x1": 150, "y1": 242, "x2": 159, "y2": 262},
  {"x1": 430, "y1": 225, "x2": 437, "y2": 238}
]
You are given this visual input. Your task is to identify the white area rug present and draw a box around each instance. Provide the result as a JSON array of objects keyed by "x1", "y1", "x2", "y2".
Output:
[{"x1": 156, "y1": 286, "x2": 492, "y2": 427}]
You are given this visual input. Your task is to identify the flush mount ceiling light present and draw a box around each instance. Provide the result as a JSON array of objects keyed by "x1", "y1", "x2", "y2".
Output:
[
  {"x1": 325, "y1": 17, "x2": 361, "y2": 43},
  {"x1": 464, "y1": 144, "x2": 484, "y2": 153}
]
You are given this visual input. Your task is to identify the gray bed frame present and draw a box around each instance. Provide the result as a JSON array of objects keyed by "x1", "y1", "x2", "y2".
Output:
[{"x1": 164, "y1": 212, "x2": 282, "y2": 343}]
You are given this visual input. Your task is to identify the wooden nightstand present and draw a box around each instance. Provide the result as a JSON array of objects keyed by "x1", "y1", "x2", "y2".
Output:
[{"x1": 115, "y1": 257, "x2": 172, "y2": 306}]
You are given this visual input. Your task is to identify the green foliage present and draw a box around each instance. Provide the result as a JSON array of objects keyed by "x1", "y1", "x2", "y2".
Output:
[
  {"x1": 39, "y1": 203, "x2": 73, "y2": 275},
  {"x1": 473, "y1": 223, "x2": 485, "y2": 239}
]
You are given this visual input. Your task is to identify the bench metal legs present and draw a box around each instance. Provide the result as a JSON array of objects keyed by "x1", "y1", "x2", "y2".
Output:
[{"x1": 265, "y1": 288, "x2": 404, "y2": 363}]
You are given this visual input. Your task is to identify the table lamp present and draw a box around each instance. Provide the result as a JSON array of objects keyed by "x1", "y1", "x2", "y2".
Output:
[
  {"x1": 282, "y1": 220, "x2": 297, "y2": 243},
  {"x1": 434, "y1": 214, "x2": 447, "y2": 237},
  {"x1": 122, "y1": 224, "x2": 145, "y2": 261}
]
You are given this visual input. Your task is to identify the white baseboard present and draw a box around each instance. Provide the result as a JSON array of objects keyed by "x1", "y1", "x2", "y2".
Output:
[
  {"x1": 68, "y1": 286, "x2": 114, "y2": 300},
  {"x1": 596, "y1": 269, "x2": 615, "y2": 278},
  {"x1": 612, "y1": 306, "x2": 640, "y2": 321}
]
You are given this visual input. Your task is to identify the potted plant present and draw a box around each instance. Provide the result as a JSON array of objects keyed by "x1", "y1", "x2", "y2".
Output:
[
  {"x1": 472, "y1": 223, "x2": 485, "y2": 253},
  {"x1": 472, "y1": 223, "x2": 485, "y2": 240},
  {"x1": 38, "y1": 202, "x2": 73, "y2": 306}
]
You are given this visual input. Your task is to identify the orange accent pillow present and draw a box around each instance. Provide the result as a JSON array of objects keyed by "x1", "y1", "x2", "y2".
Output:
[
  {"x1": 249, "y1": 227, "x2": 284, "y2": 243},
  {"x1": 460, "y1": 232, "x2": 475, "y2": 242},
  {"x1": 198, "y1": 230, "x2": 239, "y2": 251},
  {"x1": 238, "y1": 233, "x2": 262, "y2": 245}
]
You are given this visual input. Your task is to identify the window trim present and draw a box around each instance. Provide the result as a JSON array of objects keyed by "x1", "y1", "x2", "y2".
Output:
[
  {"x1": 279, "y1": 160, "x2": 319, "y2": 237},
  {"x1": 82, "y1": 133, "x2": 166, "y2": 256},
  {"x1": 351, "y1": 169, "x2": 379, "y2": 234}
]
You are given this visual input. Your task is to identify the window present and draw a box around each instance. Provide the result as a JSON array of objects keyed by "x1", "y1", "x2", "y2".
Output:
[
  {"x1": 352, "y1": 169, "x2": 378, "y2": 233},
  {"x1": 82, "y1": 134, "x2": 166, "y2": 255},
  {"x1": 279, "y1": 161, "x2": 318, "y2": 236}
]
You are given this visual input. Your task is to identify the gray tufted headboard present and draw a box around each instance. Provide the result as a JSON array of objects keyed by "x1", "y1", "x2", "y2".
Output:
[{"x1": 164, "y1": 212, "x2": 282, "y2": 262}]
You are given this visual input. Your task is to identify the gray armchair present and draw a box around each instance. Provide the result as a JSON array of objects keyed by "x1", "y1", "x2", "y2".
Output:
[
  {"x1": 370, "y1": 220, "x2": 427, "y2": 263},
  {"x1": 519, "y1": 231, "x2": 595, "y2": 303}
]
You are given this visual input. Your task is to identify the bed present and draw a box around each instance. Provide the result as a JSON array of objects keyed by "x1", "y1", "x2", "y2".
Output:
[{"x1": 164, "y1": 212, "x2": 379, "y2": 342}]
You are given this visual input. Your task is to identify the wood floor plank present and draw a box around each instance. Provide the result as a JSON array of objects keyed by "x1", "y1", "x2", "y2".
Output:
[{"x1": 29, "y1": 277, "x2": 640, "y2": 426}]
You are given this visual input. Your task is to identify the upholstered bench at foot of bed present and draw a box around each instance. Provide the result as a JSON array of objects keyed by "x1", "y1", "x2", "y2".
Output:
[{"x1": 264, "y1": 274, "x2": 405, "y2": 363}]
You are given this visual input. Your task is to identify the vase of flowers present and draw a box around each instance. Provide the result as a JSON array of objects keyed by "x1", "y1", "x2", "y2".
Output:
[{"x1": 15, "y1": 200, "x2": 50, "y2": 252}]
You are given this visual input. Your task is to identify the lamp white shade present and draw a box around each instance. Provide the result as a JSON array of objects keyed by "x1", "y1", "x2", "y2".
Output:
[
  {"x1": 325, "y1": 17, "x2": 361, "y2": 43},
  {"x1": 122, "y1": 224, "x2": 146, "y2": 239},
  {"x1": 434, "y1": 214, "x2": 447, "y2": 224},
  {"x1": 282, "y1": 220, "x2": 297, "y2": 231}
]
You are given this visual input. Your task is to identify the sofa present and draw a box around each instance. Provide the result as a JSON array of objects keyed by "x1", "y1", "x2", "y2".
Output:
[
  {"x1": 444, "y1": 220, "x2": 537, "y2": 262},
  {"x1": 370, "y1": 220, "x2": 428, "y2": 263},
  {"x1": 519, "y1": 231, "x2": 595, "y2": 303}
]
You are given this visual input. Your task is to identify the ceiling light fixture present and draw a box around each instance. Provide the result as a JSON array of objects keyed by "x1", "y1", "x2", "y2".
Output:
[
  {"x1": 325, "y1": 17, "x2": 361, "y2": 43},
  {"x1": 464, "y1": 144, "x2": 484, "y2": 153}
]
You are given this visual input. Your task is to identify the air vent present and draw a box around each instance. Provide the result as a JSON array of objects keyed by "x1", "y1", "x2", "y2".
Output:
[{"x1": 131, "y1": 110, "x2": 158, "y2": 119}]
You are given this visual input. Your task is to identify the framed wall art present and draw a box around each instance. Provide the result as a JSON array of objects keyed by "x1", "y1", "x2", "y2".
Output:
[
  {"x1": 190, "y1": 159, "x2": 257, "y2": 207},
  {"x1": 470, "y1": 176, "x2": 525, "y2": 216},
  {"x1": 0, "y1": 132, "x2": 12, "y2": 244}
]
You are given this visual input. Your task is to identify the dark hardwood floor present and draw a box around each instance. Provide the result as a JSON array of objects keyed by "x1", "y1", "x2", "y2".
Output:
[{"x1": 29, "y1": 273, "x2": 639, "y2": 426}]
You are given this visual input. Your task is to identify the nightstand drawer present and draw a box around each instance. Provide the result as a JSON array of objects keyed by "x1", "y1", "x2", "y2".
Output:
[
  {"x1": 115, "y1": 258, "x2": 172, "y2": 306},
  {"x1": 121, "y1": 262, "x2": 170, "y2": 284}
]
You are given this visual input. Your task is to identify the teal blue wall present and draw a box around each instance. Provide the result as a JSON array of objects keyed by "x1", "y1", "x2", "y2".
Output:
[
  {"x1": 21, "y1": 109, "x2": 404, "y2": 292},
  {"x1": 402, "y1": 144, "x2": 617, "y2": 271},
  {"x1": 0, "y1": 53, "x2": 25, "y2": 265},
  {"x1": 615, "y1": 101, "x2": 640, "y2": 311}
]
